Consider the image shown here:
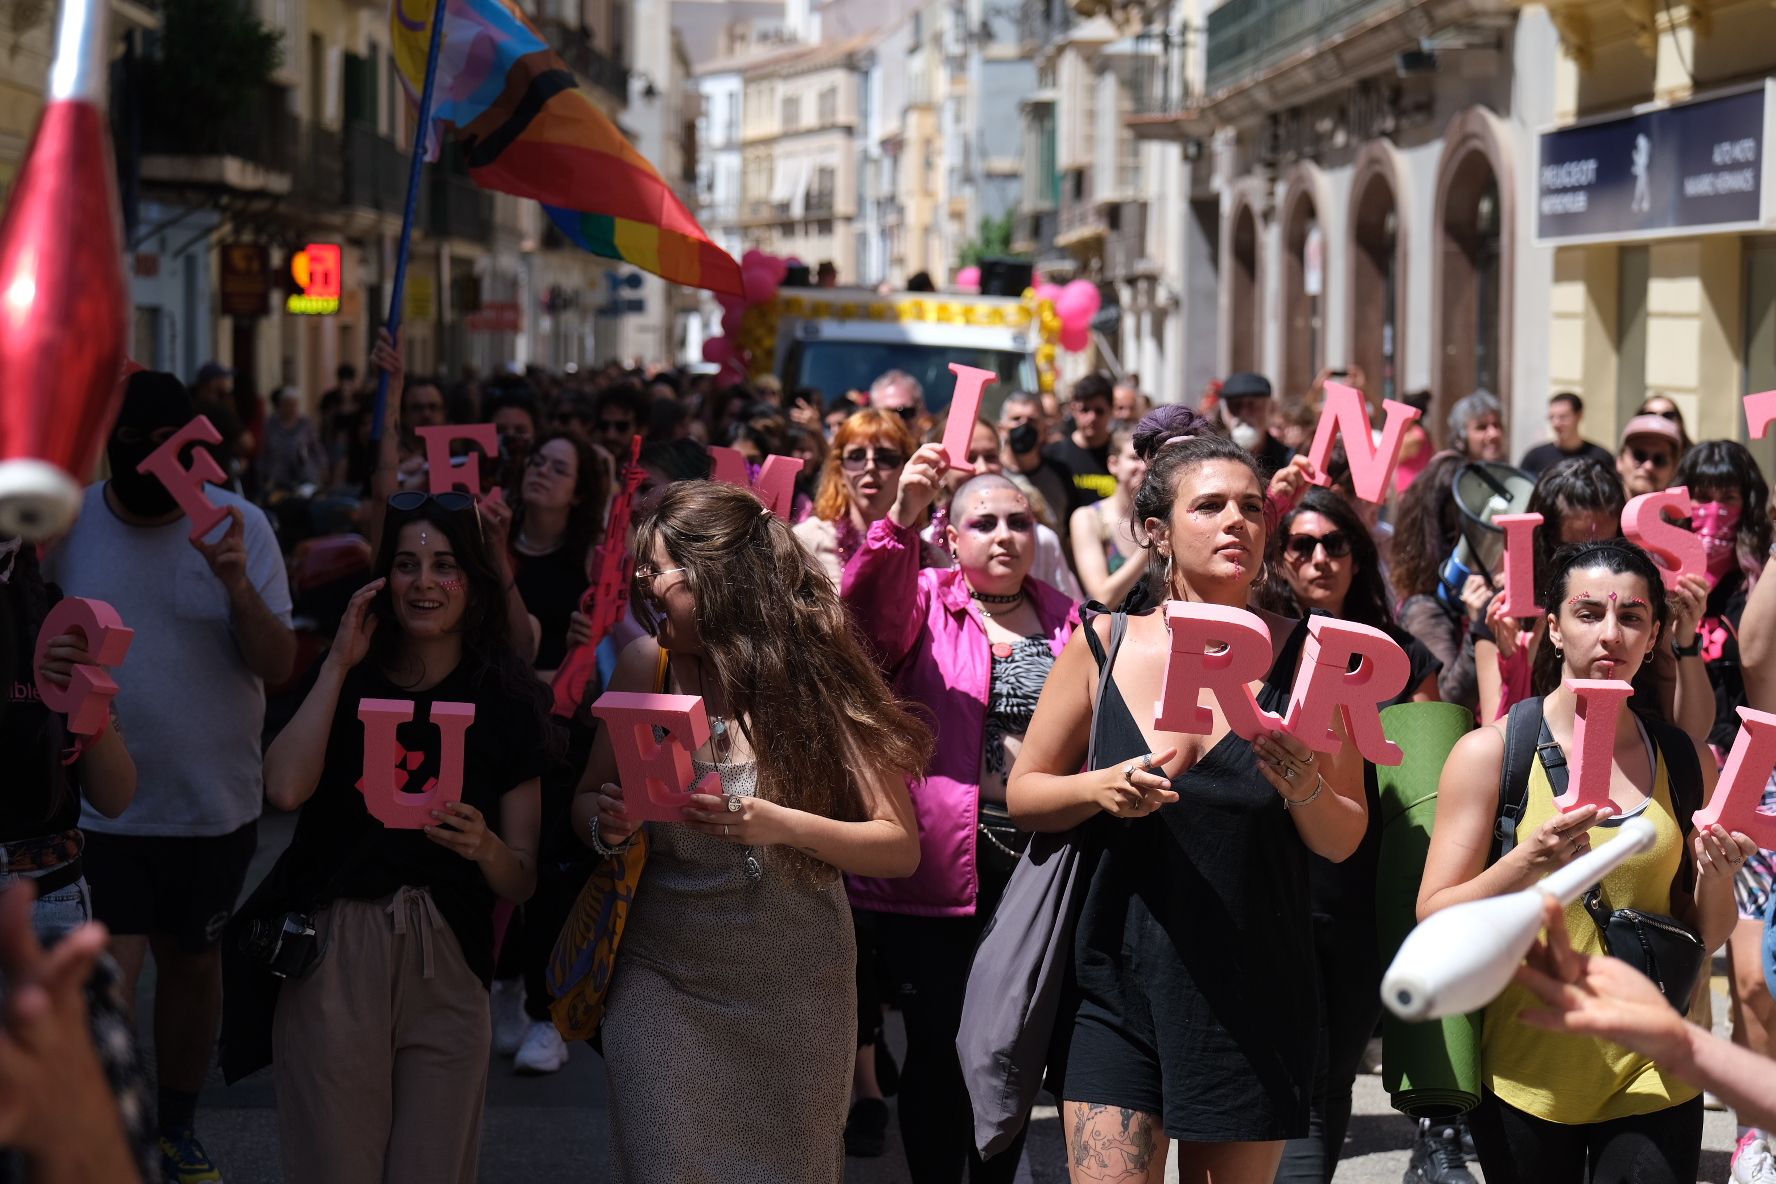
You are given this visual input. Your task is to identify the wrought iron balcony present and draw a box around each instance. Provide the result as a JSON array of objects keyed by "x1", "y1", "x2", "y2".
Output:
[
  {"x1": 138, "y1": 79, "x2": 295, "y2": 192},
  {"x1": 549, "y1": 24, "x2": 631, "y2": 105},
  {"x1": 1205, "y1": 0, "x2": 1396, "y2": 93}
]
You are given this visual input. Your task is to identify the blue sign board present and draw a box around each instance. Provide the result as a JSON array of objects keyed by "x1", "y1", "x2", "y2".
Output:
[{"x1": 1536, "y1": 83, "x2": 1774, "y2": 243}]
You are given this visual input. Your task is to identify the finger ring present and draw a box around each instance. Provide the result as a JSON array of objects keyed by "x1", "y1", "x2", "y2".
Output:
[
  {"x1": 1123, "y1": 763, "x2": 1137, "y2": 785},
  {"x1": 1282, "y1": 764, "x2": 1297, "y2": 781},
  {"x1": 1140, "y1": 753, "x2": 1156, "y2": 771},
  {"x1": 726, "y1": 795, "x2": 743, "y2": 814}
]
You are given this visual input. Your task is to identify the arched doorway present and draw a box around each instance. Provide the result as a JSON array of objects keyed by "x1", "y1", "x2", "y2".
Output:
[
  {"x1": 1281, "y1": 188, "x2": 1323, "y2": 402},
  {"x1": 1229, "y1": 201, "x2": 1260, "y2": 375},
  {"x1": 1349, "y1": 158, "x2": 1402, "y2": 404},
  {"x1": 1433, "y1": 108, "x2": 1514, "y2": 435}
]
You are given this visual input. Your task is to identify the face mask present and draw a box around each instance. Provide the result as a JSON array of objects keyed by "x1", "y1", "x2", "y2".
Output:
[
  {"x1": 1693, "y1": 500, "x2": 1741, "y2": 578},
  {"x1": 1230, "y1": 420, "x2": 1265, "y2": 453},
  {"x1": 1006, "y1": 422, "x2": 1039, "y2": 455}
]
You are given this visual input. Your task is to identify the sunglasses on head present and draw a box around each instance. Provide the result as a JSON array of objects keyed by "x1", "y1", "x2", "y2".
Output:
[
  {"x1": 1629, "y1": 447, "x2": 1673, "y2": 469},
  {"x1": 840, "y1": 448, "x2": 906, "y2": 473},
  {"x1": 387, "y1": 490, "x2": 476, "y2": 514},
  {"x1": 1649, "y1": 409, "x2": 1681, "y2": 422},
  {"x1": 1283, "y1": 530, "x2": 1352, "y2": 562}
]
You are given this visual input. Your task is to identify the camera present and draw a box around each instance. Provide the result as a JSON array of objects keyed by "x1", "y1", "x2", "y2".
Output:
[{"x1": 238, "y1": 911, "x2": 321, "y2": 979}]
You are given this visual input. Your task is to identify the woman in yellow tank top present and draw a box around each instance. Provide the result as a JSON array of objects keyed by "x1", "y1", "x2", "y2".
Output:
[{"x1": 1418, "y1": 540, "x2": 1756, "y2": 1183}]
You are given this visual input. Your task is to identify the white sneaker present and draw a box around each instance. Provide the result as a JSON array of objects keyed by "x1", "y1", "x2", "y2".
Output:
[
  {"x1": 1734, "y1": 1131, "x2": 1776, "y2": 1184},
  {"x1": 514, "y1": 1020, "x2": 568, "y2": 1075},
  {"x1": 491, "y1": 978, "x2": 526, "y2": 1058}
]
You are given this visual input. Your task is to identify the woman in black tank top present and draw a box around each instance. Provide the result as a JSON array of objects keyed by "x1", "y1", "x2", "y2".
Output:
[{"x1": 1007, "y1": 411, "x2": 1369, "y2": 1184}]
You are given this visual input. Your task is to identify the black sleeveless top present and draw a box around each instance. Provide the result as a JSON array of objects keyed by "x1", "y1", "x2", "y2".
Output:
[{"x1": 1072, "y1": 611, "x2": 1318, "y2": 1141}]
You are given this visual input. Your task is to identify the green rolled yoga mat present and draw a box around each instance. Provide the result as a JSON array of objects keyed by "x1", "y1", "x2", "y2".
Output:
[{"x1": 1376, "y1": 701, "x2": 1481, "y2": 1119}]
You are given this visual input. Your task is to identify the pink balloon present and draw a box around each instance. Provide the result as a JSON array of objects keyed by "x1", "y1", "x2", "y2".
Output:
[
  {"x1": 1035, "y1": 281, "x2": 1064, "y2": 306},
  {"x1": 1056, "y1": 280, "x2": 1102, "y2": 333},
  {"x1": 742, "y1": 248, "x2": 767, "y2": 270},
  {"x1": 1060, "y1": 322, "x2": 1090, "y2": 352},
  {"x1": 716, "y1": 291, "x2": 748, "y2": 314},
  {"x1": 718, "y1": 360, "x2": 749, "y2": 385},
  {"x1": 743, "y1": 260, "x2": 780, "y2": 304},
  {"x1": 702, "y1": 337, "x2": 735, "y2": 365},
  {"x1": 955, "y1": 266, "x2": 981, "y2": 292},
  {"x1": 767, "y1": 254, "x2": 790, "y2": 282},
  {"x1": 721, "y1": 308, "x2": 744, "y2": 337}
]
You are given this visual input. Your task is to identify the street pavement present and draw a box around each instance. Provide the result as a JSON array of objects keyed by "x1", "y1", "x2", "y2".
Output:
[{"x1": 135, "y1": 810, "x2": 1737, "y2": 1183}]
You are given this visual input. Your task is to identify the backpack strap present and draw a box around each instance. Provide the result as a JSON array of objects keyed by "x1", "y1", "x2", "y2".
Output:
[
  {"x1": 1492, "y1": 697, "x2": 1548, "y2": 863},
  {"x1": 1640, "y1": 712, "x2": 1702, "y2": 895},
  {"x1": 1082, "y1": 610, "x2": 1127, "y2": 774}
]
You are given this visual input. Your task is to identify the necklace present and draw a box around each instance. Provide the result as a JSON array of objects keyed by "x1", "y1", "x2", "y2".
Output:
[{"x1": 971, "y1": 587, "x2": 1025, "y2": 604}]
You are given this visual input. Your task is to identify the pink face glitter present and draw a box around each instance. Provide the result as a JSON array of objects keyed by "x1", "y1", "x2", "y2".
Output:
[{"x1": 437, "y1": 578, "x2": 465, "y2": 592}]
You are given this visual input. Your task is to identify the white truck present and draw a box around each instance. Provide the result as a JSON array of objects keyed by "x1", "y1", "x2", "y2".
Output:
[{"x1": 738, "y1": 287, "x2": 1061, "y2": 415}]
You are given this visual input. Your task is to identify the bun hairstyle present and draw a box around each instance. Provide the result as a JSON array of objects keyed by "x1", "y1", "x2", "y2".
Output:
[
  {"x1": 1117, "y1": 405, "x2": 1263, "y2": 611},
  {"x1": 1531, "y1": 538, "x2": 1671, "y2": 696}
]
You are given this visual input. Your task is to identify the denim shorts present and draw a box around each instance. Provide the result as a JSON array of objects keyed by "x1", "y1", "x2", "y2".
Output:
[{"x1": 0, "y1": 873, "x2": 94, "y2": 941}]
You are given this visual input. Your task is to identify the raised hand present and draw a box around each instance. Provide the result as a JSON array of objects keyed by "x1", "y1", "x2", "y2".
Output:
[
  {"x1": 325, "y1": 579, "x2": 385, "y2": 672},
  {"x1": 191, "y1": 506, "x2": 249, "y2": 594}
]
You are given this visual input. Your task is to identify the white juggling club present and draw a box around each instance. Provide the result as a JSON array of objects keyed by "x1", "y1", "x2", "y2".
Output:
[{"x1": 1380, "y1": 816, "x2": 1656, "y2": 1022}]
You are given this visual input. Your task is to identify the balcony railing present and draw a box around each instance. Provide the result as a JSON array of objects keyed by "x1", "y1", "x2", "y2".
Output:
[
  {"x1": 343, "y1": 122, "x2": 422, "y2": 215},
  {"x1": 551, "y1": 26, "x2": 631, "y2": 105},
  {"x1": 430, "y1": 173, "x2": 493, "y2": 241},
  {"x1": 139, "y1": 79, "x2": 296, "y2": 178},
  {"x1": 1205, "y1": 0, "x2": 1395, "y2": 94},
  {"x1": 291, "y1": 123, "x2": 344, "y2": 208},
  {"x1": 1126, "y1": 28, "x2": 1198, "y2": 119}
]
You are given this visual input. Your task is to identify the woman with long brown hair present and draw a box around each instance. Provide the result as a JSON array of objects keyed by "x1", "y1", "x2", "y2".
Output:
[
  {"x1": 793, "y1": 407, "x2": 944, "y2": 585},
  {"x1": 572, "y1": 481, "x2": 930, "y2": 1183},
  {"x1": 1390, "y1": 450, "x2": 1485, "y2": 714}
]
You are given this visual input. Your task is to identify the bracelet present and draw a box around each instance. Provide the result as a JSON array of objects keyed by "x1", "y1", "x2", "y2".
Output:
[
  {"x1": 588, "y1": 817, "x2": 640, "y2": 856},
  {"x1": 1281, "y1": 773, "x2": 1326, "y2": 810}
]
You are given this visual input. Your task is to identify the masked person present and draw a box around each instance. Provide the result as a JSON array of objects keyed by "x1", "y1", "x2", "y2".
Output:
[
  {"x1": 43, "y1": 370, "x2": 295, "y2": 1184},
  {"x1": 1218, "y1": 371, "x2": 1294, "y2": 478}
]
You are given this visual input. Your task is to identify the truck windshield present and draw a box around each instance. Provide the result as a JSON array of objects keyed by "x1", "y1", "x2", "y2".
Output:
[{"x1": 783, "y1": 341, "x2": 1028, "y2": 416}]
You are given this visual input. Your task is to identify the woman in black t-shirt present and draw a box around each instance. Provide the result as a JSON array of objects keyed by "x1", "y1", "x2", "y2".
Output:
[
  {"x1": 262, "y1": 497, "x2": 551, "y2": 1184},
  {"x1": 508, "y1": 432, "x2": 608, "y2": 675}
]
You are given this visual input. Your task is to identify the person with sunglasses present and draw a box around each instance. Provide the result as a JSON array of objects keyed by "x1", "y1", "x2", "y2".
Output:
[
  {"x1": 1617, "y1": 413, "x2": 1683, "y2": 498},
  {"x1": 1262, "y1": 486, "x2": 1442, "y2": 1183},
  {"x1": 924, "y1": 417, "x2": 1080, "y2": 602},
  {"x1": 1045, "y1": 373, "x2": 1119, "y2": 514},
  {"x1": 506, "y1": 432, "x2": 610, "y2": 678},
  {"x1": 793, "y1": 408, "x2": 945, "y2": 587},
  {"x1": 869, "y1": 370, "x2": 929, "y2": 436},
  {"x1": 843, "y1": 444, "x2": 1080, "y2": 1183},
  {"x1": 592, "y1": 384, "x2": 647, "y2": 460},
  {"x1": 255, "y1": 493, "x2": 553, "y2": 1184},
  {"x1": 1636, "y1": 395, "x2": 1695, "y2": 453},
  {"x1": 574, "y1": 481, "x2": 927, "y2": 1184}
]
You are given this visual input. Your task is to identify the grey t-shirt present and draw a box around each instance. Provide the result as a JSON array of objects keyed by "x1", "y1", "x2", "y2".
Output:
[{"x1": 43, "y1": 484, "x2": 293, "y2": 837}]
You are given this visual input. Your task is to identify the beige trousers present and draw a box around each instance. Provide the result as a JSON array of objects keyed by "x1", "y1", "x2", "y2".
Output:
[{"x1": 273, "y1": 887, "x2": 491, "y2": 1184}]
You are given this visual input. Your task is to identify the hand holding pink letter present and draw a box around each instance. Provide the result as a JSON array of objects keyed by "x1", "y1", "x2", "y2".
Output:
[
  {"x1": 590, "y1": 692, "x2": 722, "y2": 822},
  {"x1": 417, "y1": 424, "x2": 499, "y2": 497},
  {"x1": 1495, "y1": 513, "x2": 1544, "y2": 618},
  {"x1": 1621, "y1": 487, "x2": 1704, "y2": 590},
  {"x1": 135, "y1": 415, "x2": 227, "y2": 539},
  {"x1": 1305, "y1": 382, "x2": 1421, "y2": 504},
  {"x1": 357, "y1": 699, "x2": 474, "y2": 828},
  {"x1": 1154, "y1": 602, "x2": 1281, "y2": 738},
  {"x1": 938, "y1": 364, "x2": 997, "y2": 474},
  {"x1": 1693, "y1": 706, "x2": 1776, "y2": 850},
  {"x1": 1281, "y1": 617, "x2": 1411, "y2": 765},
  {"x1": 32, "y1": 597, "x2": 133, "y2": 735}
]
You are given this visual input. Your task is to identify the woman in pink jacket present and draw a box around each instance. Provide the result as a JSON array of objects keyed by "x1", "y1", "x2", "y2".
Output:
[{"x1": 843, "y1": 442, "x2": 1081, "y2": 1184}]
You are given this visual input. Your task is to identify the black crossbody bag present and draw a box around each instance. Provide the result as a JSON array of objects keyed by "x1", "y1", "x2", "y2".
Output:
[{"x1": 1494, "y1": 698, "x2": 1706, "y2": 1012}]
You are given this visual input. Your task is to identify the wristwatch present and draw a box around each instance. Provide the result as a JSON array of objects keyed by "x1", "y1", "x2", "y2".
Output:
[{"x1": 1672, "y1": 635, "x2": 1703, "y2": 658}]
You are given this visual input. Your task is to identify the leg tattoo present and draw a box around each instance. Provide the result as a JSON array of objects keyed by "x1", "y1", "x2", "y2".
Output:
[{"x1": 1070, "y1": 1104, "x2": 1161, "y2": 1181}]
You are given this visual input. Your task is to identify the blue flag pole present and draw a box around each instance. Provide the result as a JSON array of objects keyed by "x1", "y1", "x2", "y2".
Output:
[{"x1": 371, "y1": 0, "x2": 450, "y2": 443}]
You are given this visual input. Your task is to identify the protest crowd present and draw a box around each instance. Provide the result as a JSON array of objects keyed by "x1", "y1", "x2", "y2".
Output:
[{"x1": 9, "y1": 338, "x2": 1776, "y2": 1184}]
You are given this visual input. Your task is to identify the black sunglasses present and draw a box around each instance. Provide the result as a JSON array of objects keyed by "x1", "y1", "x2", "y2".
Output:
[
  {"x1": 1284, "y1": 531, "x2": 1352, "y2": 562},
  {"x1": 890, "y1": 406, "x2": 920, "y2": 422},
  {"x1": 840, "y1": 448, "x2": 906, "y2": 473},
  {"x1": 1629, "y1": 447, "x2": 1674, "y2": 469},
  {"x1": 388, "y1": 490, "x2": 475, "y2": 514},
  {"x1": 597, "y1": 418, "x2": 634, "y2": 433}
]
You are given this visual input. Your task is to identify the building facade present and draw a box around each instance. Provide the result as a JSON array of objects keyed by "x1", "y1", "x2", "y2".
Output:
[{"x1": 1525, "y1": 0, "x2": 1776, "y2": 469}]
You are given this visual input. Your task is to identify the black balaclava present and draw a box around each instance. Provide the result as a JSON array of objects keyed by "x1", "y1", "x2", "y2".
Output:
[{"x1": 106, "y1": 371, "x2": 195, "y2": 519}]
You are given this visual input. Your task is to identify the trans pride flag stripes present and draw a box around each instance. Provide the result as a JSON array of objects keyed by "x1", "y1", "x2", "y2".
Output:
[{"x1": 390, "y1": 0, "x2": 743, "y2": 295}]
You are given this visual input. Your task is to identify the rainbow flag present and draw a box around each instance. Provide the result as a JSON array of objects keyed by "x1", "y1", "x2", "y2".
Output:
[{"x1": 390, "y1": 0, "x2": 742, "y2": 295}]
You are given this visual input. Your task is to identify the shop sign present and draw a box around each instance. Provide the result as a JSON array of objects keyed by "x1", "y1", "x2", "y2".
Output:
[
  {"x1": 286, "y1": 243, "x2": 342, "y2": 316},
  {"x1": 1536, "y1": 82, "x2": 1775, "y2": 244},
  {"x1": 218, "y1": 243, "x2": 269, "y2": 318},
  {"x1": 465, "y1": 301, "x2": 521, "y2": 333}
]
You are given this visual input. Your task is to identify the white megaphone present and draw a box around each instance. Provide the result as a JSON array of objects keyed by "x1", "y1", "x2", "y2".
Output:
[
  {"x1": 1381, "y1": 815, "x2": 1657, "y2": 1022},
  {"x1": 1436, "y1": 461, "x2": 1535, "y2": 613}
]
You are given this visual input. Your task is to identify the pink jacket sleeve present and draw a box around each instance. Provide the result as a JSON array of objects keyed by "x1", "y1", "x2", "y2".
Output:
[{"x1": 841, "y1": 517, "x2": 930, "y2": 672}]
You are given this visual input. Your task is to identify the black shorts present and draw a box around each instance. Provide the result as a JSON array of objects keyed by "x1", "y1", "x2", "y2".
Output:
[{"x1": 83, "y1": 822, "x2": 258, "y2": 952}]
